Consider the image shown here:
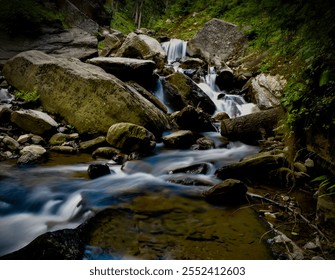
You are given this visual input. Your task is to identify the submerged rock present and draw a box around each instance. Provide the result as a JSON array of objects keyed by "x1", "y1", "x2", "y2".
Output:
[{"x1": 87, "y1": 164, "x2": 111, "y2": 179}]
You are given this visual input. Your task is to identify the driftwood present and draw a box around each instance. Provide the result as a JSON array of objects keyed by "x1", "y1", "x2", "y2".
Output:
[{"x1": 220, "y1": 107, "x2": 284, "y2": 144}]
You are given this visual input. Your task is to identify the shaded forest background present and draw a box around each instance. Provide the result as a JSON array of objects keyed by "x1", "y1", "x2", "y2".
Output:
[{"x1": 0, "y1": 0, "x2": 334, "y2": 164}]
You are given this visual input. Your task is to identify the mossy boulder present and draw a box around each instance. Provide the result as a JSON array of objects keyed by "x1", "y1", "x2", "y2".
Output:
[
  {"x1": 106, "y1": 123, "x2": 156, "y2": 154},
  {"x1": 3, "y1": 50, "x2": 170, "y2": 136},
  {"x1": 164, "y1": 72, "x2": 216, "y2": 114}
]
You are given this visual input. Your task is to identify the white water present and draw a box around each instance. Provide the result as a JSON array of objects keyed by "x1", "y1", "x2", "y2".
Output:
[
  {"x1": 0, "y1": 40, "x2": 262, "y2": 258},
  {"x1": 162, "y1": 39, "x2": 187, "y2": 65}
]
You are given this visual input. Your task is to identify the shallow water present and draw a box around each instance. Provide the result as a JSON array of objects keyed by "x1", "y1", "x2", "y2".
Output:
[{"x1": 0, "y1": 139, "x2": 273, "y2": 259}]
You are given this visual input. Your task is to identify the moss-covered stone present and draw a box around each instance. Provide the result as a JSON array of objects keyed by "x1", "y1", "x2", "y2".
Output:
[{"x1": 3, "y1": 50, "x2": 170, "y2": 136}]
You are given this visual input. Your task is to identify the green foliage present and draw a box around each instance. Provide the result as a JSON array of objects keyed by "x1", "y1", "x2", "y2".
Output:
[
  {"x1": 312, "y1": 175, "x2": 335, "y2": 197},
  {"x1": 14, "y1": 89, "x2": 40, "y2": 102},
  {"x1": 110, "y1": 11, "x2": 136, "y2": 34}
]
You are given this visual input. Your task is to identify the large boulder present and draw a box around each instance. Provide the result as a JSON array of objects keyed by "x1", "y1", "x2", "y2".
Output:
[
  {"x1": 220, "y1": 107, "x2": 284, "y2": 144},
  {"x1": 86, "y1": 57, "x2": 156, "y2": 83},
  {"x1": 3, "y1": 50, "x2": 170, "y2": 136},
  {"x1": 106, "y1": 123, "x2": 156, "y2": 154},
  {"x1": 115, "y1": 32, "x2": 166, "y2": 69},
  {"x1": 164, "y1": 72, "x2": 216, "y2": 114},
  {"x1": 248, "y1": 74, "x2": 287, "y2": 109},
  {"x1": 0, "y1": 28, "x2": 98, "y2": 66},
  {"x1": 187, "y1": 18, "x2": 247, "y2": 65}
]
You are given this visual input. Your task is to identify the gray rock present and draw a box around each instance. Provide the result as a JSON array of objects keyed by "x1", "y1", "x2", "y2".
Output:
[
  {"x1": 86, "y1": 57, "x2": 156, "y2": 83},
  {"x1": 187, "y1": 19, "x2": 247, "y2": 65},
  {"x1": 20, "y1": 145, "x2": 47, "y2": 156},
  {"x1": 162, "y1": 130, "x2": 195, "y2": 149},
  {"x1": 79, "y1": 136, "x2": 106, "y2": 151},
  {"x1": 249, "y1": 74, "x2": 287, "y2": 109},
  {"x1": 49, "y1": 133, "x2": 69, "y2": 146},
  {"x1": 17, "y1": 145, "x2": 47, "y2": 166},
  {"x1": 11, "y1": 109, "x2": 58, "y2": 135},
  {"x1": 99, "y1": 33, "x2": 124, "y2": 57},
  {"x1": 50, "y1": 146, "x2": 77, "y2": 154},
  {"x1": 106, "y1": 123, "x2": 156, "y2": 154},
  {"x1": 116, "y1": 32, "x2": 166, "y2": 69},
  {"x1": 172, "y1": 105, "x2": 215, "y2": 132},
  {"x1": 2, "y1": 136, "x2": 20, "y2": 150},
  {"x1": 3, "y1": 50, "x2": 170, "y2": 136}
]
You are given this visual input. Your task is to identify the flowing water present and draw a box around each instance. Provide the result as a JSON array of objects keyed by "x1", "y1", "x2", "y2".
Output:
[{"x1": 0, "y1": 40, "x2": 274, "y2": 259}]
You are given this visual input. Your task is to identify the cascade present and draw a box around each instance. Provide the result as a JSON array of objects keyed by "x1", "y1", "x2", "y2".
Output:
[{"x1": 161, "y1": 38, "x2": 187, "y2": 65}]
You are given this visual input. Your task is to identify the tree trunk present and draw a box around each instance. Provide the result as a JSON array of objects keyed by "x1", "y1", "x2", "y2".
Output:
[{"x1": 220, "y1": 107, "x2": 284, "y2": 144}]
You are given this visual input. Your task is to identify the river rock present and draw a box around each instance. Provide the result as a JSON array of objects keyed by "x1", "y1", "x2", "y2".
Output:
[
  {"x1": 3, "y1": 50, "x2": 170, "y2": 136},
  {"x1": 193, "y1": 137, "x2": 215, "y2": 150},
  {"x1": 162, "y1": 130, "x2": 195, "y2": 149},
  {"x1": 179, "y1": 57, "x2": 205, "y2": 70},
  {"x1": 187, "y1": 18, "x2": 247, "y2": 65},
  {"x1": 164, "y1": 72, "x2": 216, "y2": 114},
  {"x1": 220, "y1": 107, "x2": 284, "y2": 144},
  {"x1": 49, "y1": 133, "x2": 69, "y2": 146},
  {"x1": 2, "y1": 136, "x2": 20, "y2": 151},
  {"x1": 215, "y1": 151, "x2": 289, "y2": 186},
  {"x1": 204, "y1": 179, "x2": 248, "y2": 205},
  {"x1": 79, "y1": 136, "x2": 107, "y2": 152},
  {"x1": 10, "y1": 109, "x2": 58, "y2": 135},
  {"x1": 249, "y1": 74, "x2": 287, "y2": 109},
  {"x1": 116, "y1": 32, "x2": 166, "y2": 69},
  {"x1": 17, "y1": 145, "x2": 47, "y2": 166},
  {"x1": 106, "y1": 123, "x2": 156, "y2": 154},
  {"x1": 92, "y1": 147, "x2": 122, "y2": 159},
  {"x1": 86, "y1": 57, "x2": 156, "y2": 84},
  {"x1": 172, "y1": 105, "x2": 215, "y2": 132},
  {"x1": 87, "y1": 163, "x2": 111, "y2": 179},
  {"x1": 50, "y1": 146, "x2": 77, "y2": 154}
]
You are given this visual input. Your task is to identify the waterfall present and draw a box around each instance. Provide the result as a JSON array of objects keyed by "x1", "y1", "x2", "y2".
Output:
[
  {"x1": 162, "y1": 39, "x2": 187, "y2": 65},
  {"x1": 198, "y1": 67, "x2": 257, "y2": 117}
]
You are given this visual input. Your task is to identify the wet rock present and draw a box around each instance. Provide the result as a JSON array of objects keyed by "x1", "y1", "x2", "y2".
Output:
[
  {"x1": 169, "y1": 163, "x2": 210, "y2": 175},
  {"x1": 116, "y1": 32, "x2": 166, "y2": 69},
  {"x1": 164, "y1": 72, "x2": 216, "y2": 114},
  {"x1": 87, "y1": 164, "x2": 111, "y2": 179},
  {"x1": 126, "y1": 81, "x2": 167, "y2": 113},
  {"x1": 17, "y1": 134, "x2": 32, "y2": 144},
  {"x1": 187, "y1": 19, "x2": 247, "y2": 65},
  {"x1": 11, "y1": 109, "x2": 58, "y2": 135},
  {"x1": 0, "y1": 228, "x2": 85, "y2": 260},
  {"x1": 249, "y1": 74, "x2": 287, "y2": 109},
  {"x1": 86, "y1": 57, "x2": 156, "y2": 84},
  {"x1": 192, "y1": 137, "x2": 215, "y2": 150},
  {"x1": 203, "y1": 179, "x2": 248, "y2": 205},
  {"x1": 172, "y1": 105, "x2": 215, "y2": 132},
  {"x1": 162, "y1": 130, "x2": 195, "y2": 149},
  {"x1": 215, "y1": 64, "x2": 234, "y2": 90},
  {"x1": 215, "y1": 151, "x2": 289, "y2": 186},
  {"x1": 20, "y1": 145, "x2": 46, "y2": 156},
  {"x1": 179, "y1": 58, "x2": 205, "y2": 69},
  {"x1": 220, "y1": 107, "x2": 284, "y2": 144},
  {"x1": 106, "y1": 123, "x2": 156, "y2": 154},
  {"x1": 213, "y1": 111, "x2": 230, "y2": 121},
  {"x1": 3, "y1": 50, "x2": 170, "y2": 136},
  {"x1": 79, "y1": 136, "x2": 107, "y2": 152},
  {"x1": 92, "y1": 147, "x2": 122, "y2": 159}
]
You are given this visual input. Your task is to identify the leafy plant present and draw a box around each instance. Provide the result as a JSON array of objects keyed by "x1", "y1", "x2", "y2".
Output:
[
  {"x1": 312, "y1": 175, "x2": 335, "y2": 197},
  {"x1": 14, "y1": 89, "x2": 40, "y2": 102}
]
